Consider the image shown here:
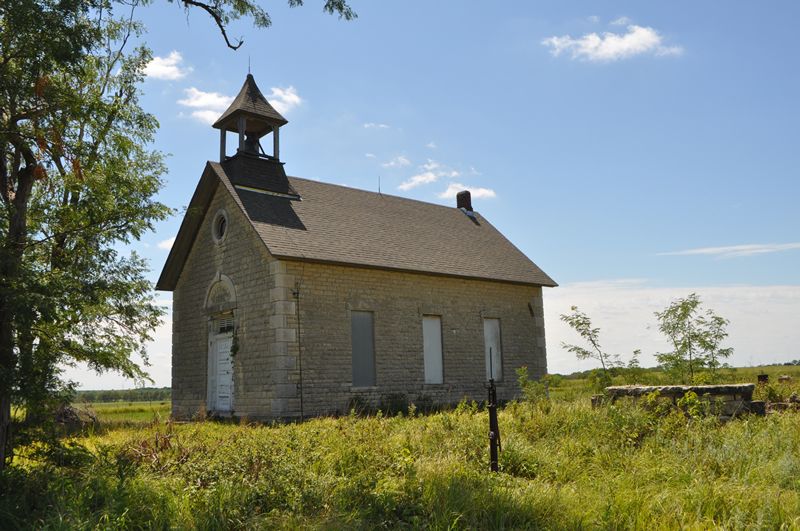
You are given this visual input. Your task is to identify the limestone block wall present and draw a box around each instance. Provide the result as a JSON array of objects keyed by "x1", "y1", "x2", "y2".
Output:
[
  {"x1": 283, "y1": 260, "x2": 548, "y2": 418},
  {"x1": 170, "y1": 184, "x2": 549, "y2": 421},
  {"x1": 171, "y1": 185, "x2": 276, "y2": 419}
]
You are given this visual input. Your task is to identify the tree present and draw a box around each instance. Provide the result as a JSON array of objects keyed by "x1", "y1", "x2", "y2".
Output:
[
  {"x1": 173, "y1": 0, "x2": 357, "y2": 50},
  {"x1": 560, "y1": 306, "x2": 644, "y2": 390},
  {"x1": 654, "y1": 293, "x2": 733, "y2": 384},
  {"x1": 560, "y1": 306, "x2": 620, "y2": 373},
  {"x1": 0, "y1": 0, "x2": 170, "y2": 469}
]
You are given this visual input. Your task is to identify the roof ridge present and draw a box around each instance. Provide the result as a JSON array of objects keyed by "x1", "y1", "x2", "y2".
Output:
[{"x1": 285, "y1": 174, "x2": 477, "y2": 215}]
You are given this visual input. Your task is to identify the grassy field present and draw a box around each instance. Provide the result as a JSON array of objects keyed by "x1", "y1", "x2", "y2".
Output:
[
  {"x1": 2, "y1": 366, "x2": 800, "y2": 529},
  {"x1": 78, "y1": 400, "x2": 171, "y2": 425}
]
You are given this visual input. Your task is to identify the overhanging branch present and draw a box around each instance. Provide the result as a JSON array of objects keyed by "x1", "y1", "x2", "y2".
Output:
[{"x1": 181, "y1": 0, "x2": 243, "y2": 50}]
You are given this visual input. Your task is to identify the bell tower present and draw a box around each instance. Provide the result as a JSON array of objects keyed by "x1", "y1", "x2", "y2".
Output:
[{"x1": 213, "y1": 74, "x2": 288, "y2": 162}]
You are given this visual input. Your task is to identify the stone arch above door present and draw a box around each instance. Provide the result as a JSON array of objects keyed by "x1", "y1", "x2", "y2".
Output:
[{"x1": 205, "y1": 272, "x2": 237, "y2": 315}]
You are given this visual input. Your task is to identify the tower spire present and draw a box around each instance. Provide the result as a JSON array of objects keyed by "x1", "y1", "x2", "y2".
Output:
[{"x1": 212, "y1": 74, "x2": 288, "y2": 162}]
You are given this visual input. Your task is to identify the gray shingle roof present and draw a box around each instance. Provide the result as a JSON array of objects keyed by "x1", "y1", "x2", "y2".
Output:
[
  {"x1": 212, "y1": 74, "x2": 288, "y2": 135},
  {"x1": 157, "y1": 157, "x2": 556, "y2": 290}
]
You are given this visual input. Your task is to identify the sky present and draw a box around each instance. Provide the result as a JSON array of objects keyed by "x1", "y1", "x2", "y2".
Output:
[{"x1": 64, "y1": 1, "x2": 800, "y2": 388}]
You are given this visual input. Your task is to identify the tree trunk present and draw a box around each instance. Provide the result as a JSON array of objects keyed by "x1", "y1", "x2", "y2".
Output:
[
  {"x1": 0, "y1": 165, "x2": 34, "y2": 471},
  {"x1": 0, "y1": 261, "x2": 20, "y2": 471},
  {"x1": 0, "y1": 293, "x2": 17, "y2": 471},
  {"x1": 0, "y1": 394, "x2": 9, "y2": 470},
  {"x1": 0, "y1": 273, "x2": 20, "y2": 472}
]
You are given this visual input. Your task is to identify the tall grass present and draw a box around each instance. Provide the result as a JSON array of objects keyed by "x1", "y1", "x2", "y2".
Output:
[{"x1": 3, "y1": 384, "x2": 800, "y2": 529}]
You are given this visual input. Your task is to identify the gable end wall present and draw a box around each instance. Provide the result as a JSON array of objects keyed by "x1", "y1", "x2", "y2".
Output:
[{"x1": 171, "y1": 184, "x2": 278, "y2": 419}]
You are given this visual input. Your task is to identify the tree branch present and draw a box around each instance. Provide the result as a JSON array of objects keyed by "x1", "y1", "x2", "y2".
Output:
[{"x1": 181, "y1": 0, "x2": 243, "y2": 50}]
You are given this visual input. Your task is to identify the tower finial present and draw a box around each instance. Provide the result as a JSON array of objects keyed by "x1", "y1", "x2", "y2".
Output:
[{"x1": 248, "y1": 55, "x2": 251, "y2": 74}]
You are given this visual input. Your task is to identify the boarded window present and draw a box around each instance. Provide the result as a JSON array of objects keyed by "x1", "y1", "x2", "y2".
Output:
[
  {"x1": 423, "y1": 316, "x2": 443, "y2": 384},
  {"x1": 483, "y1": 318, "x2": 503, "y2": 381},
  {"x1": 351, "y1": 311, "x2": 376, "y2": 387}
]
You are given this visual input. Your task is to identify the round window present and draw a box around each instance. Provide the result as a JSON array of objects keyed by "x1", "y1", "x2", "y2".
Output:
[{"x1": 212, "y1": 210, "x2": 228, "y2": 243}]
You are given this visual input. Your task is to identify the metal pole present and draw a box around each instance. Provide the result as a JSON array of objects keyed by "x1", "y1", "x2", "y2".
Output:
[
  {"x1": 487, "y1": 347, "x2": 500, "y2": 472},
  {"x1": 293, "y1": 285, "x2": 304, "y2": 421}
]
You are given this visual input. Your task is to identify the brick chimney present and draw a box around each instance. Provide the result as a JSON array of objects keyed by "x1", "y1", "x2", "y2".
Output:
[{"x1": 456, "y1": 190, "x2": 472, "y2": 211}]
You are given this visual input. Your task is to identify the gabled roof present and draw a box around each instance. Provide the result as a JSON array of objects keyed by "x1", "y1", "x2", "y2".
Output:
[
  {"x1": 156, "y1": 157, "x2": 557, "y2": 291},
  {"x1": 212, "y1": 74, "x2": 288, "y2": 135}
]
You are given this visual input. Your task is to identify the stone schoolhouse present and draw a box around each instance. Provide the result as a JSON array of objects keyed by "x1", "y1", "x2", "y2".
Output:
[{"x1": 157, "y1": 75, "x2": 557, "y2": 420}]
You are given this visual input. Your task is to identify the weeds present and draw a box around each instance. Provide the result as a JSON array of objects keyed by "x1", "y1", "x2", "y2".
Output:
[{"x1": 3, "y1": 372, "x2": 800, "y2": 528}]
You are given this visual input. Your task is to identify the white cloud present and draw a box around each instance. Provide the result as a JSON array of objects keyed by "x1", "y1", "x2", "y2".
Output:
[
  {"x1": 178, "y1": 88, "x2": 233, "y2": 110},
  {"x1": 659, "y1": 243, "x2": 800, "y2": 259},
  {"x1": 365, "y1": 153, "x2": 377, "y2": 159},
  {"x1": 546, "y1": 280, "x2": 800, "y2": 374},
  {"x1": 426, "y1": 141, "x2": 437, "y2": 149},
  {"x1": 399, "y1": 172, "x2": 438, "y2": 191},
  {"x1": 382, "y1": 155, "x2": 411, "y2": 168},
  {"x1": 610, "y1": 16, "x2": 632, "y2": 26},
  {"x1": 397, "y1": 159, "x2": 460, "y2": 191},
  {"x1": 420, "y1": 159, "x2": 459, "y2": 177},
  {"x1": 438, "y1": 182, "x2": 496, "y2": 199},
  {"x1": 421, "y1": 160, "x2": 440, "y2": 171},
  {"x1": 363, "y1": 122, "x2": 390, "y2": 129},
  {"x1": 157, "y1": 236, "x2": 176, "y2": 250},
  {"x1": 144, "y1": 51, "x2": 191, "y2": 80},
  {"x1": 542, "y1": 24, "x2": 683, "y2": 62},
  {"x1": 587, "y1": 15, "x2": 600, "y2": 24},
  {"x1": 188, "y1": 110, "x2": 221, "y2": 124},
  {"x1": 177, "y1": 85, "x2": 301, "y2": 125},
  {"x1": 177, "y1": 87, "x2": 233, "y2": 124},
  {"x1": 267, "y1": 86, "x2": 302, "y2": 115}
]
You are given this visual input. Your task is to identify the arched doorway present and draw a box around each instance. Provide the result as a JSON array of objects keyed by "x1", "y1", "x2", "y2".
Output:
[{"x1": 205, "y1": 274, "x2": 237, "y2": 413}]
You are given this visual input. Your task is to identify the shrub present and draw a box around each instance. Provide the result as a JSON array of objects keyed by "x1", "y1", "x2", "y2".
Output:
[
  {"x1": 379, "y1": 393, "x2": 409, "y2": 415},
  {"x1": 516, "y1": 367, "x2": 547, "y2": 402}
]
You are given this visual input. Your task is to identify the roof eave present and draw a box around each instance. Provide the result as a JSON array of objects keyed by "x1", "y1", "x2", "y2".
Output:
[
  {"x1": 155, "y1": 164, "x2": 220, "y2": 291},
  {"x1": 212, "y1": 109, "x2": 288, "y2": 132},
  {"x1": 271, "y1": 254, "x2": 558, "y2": 288}
]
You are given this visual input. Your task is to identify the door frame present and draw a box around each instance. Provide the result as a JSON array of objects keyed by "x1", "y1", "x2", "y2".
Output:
[{"x1": 207, "y1": 313, "x2": 235, "y2": 414}]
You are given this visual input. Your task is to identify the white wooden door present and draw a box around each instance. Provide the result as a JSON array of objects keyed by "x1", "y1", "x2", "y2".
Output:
[
  {"x1": 423, "y1": 316, "x2": 443, "y2": 384},
  {"x1": 214, "y1": 334, "x2": 233, "y2": 411},
  {"x1": 208, "y1": 315, "x2": 234, "y2": 413},
  {"x1": 483, "y1": 318, "x2": 502, "y2": 381}
]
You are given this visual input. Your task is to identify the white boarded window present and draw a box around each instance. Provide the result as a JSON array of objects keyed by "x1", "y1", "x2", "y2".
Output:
[
  {"x1": 483, "y1": 318, "x2": 503, "y2": 381},
  {"x1": 351, "y1": 311, "x2": 376, "y2": 387},
  {"x1": 423, "y1": 316, "x2": 443, "y2": 384}
]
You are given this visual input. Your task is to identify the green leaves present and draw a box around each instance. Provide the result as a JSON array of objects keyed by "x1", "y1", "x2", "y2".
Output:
[
  {"x1": 654, "y1": 293, "x2": 733, "y2": 384},
  {"x1": 1, "y1": 0, "x2": 169, "y2": 428},
  {"x1": 560, "y1": 305, "x2": 620, "y2": 372}
]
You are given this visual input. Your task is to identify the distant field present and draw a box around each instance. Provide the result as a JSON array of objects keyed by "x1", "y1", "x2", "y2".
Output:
[{"x1": 77, "y1": 400, "x2": 171, "y2": 424}]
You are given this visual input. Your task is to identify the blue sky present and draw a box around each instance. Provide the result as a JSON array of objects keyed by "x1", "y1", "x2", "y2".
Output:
[{"x1": 66, "y1": 1, "x2": 800, "y2": 388}]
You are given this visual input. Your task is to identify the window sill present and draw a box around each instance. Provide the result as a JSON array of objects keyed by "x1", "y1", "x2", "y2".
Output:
[{"x1": 350, "y1": 386, "x2": 378, "y2": 392}]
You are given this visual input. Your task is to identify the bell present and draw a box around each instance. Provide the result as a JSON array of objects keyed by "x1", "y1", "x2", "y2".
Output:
[{"x1": 244, "y1": 132, "x2": 260, "y2": 154}]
